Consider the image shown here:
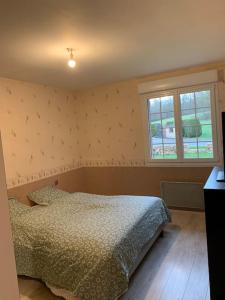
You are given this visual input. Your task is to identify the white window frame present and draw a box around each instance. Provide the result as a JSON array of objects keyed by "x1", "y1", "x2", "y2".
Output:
[{"x1": 141, "y1": 83, "x2": 221, "y2": 167}]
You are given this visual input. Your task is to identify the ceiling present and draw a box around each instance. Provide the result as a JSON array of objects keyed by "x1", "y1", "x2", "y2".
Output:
[{"x1": 1, "y1": 0, "x2": 225, "y2": 90}]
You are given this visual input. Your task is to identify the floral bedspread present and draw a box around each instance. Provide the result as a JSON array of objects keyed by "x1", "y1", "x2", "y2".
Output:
[{"x1": 11, "y1": 193, "x2": 170, "y2": 300}]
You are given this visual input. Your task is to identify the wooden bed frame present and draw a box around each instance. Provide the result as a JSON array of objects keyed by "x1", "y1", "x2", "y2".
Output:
[{"x1": 7, "y1": 169, "x2": 83, "y2": 206}]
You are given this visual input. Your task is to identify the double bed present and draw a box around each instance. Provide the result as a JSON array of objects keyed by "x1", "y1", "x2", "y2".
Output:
[{"x1": 10, "y1": 189, "x2": 170, "y2": 300}]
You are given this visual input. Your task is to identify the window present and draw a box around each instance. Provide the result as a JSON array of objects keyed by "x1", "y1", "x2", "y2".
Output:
[{"x1": 146, "y1": 84, "x2": 218, "y2": 163}]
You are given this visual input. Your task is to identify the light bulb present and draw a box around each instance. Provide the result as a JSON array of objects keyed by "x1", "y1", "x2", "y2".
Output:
[{"x1": 68, "y1": 59, "x2": 76, "y2": 68}]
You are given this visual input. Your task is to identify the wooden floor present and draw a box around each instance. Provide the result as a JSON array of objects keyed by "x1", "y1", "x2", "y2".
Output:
[{"x1": 19, "y1": 210, "x2": 210, "y2": 300}]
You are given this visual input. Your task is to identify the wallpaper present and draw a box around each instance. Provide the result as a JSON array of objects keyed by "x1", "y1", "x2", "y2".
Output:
[
  {"x1": 0, "y1": 78, "x2": 79, "y2": 188},
  {"x1": 75, "y1": 79, "x2": 147, "y2": 167},
  {"x1": 75, "y1": 77, "x2": 225, "y2": 168},
  {"x1": 1, "y1": 69, "x2": 224, "y2": 188}
]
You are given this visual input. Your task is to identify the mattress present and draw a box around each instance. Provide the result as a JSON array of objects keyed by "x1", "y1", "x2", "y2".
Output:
[{"x1": 11, "y1": 192, "x2": 170, "y2": 300}]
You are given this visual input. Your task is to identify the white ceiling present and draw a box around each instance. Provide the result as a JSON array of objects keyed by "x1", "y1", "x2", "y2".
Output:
[{"x1": 1, "y1": 0, "x2": 225, "y2": 90}]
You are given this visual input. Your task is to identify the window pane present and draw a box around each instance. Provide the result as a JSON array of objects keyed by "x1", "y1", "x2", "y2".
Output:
[
  {"x1": 196, "y1": 107, "x2": 211, "y2": 124},
  {"x1": 149, "y1": 98, "x2": 160, "y2": 114},
  {"x1": 163, "y1": 143, "x2": 177, "y2": 159},
  {"x1": 184, "y1": 142, "x2": 198, "y2": 158},
  {"x1": 198, "y1": 141, "x2": 213, "y2": 158},
  {"x1": 181, "y1": 109, "x2": 195, "y2": 121},
  {"x1": 180, "y1": 93, "x2": 195, "y2": 110},
  {"x1": 182, "y1": 124, "x2": 201, "y2": 138},
  {"x1": 201, "y1": 124, "x2": 213, "y2": 139},
  {"x1": 152, "y1": 144, "x2": 164, "y2": 159},
  {"x1": 162, "y1": 113, "x2": 176, "y2": 149},
  {"x1": 162, "y1": 111, "x2": 175, "y2": 123},
  {"x1": 148, "y1": 95, "x2": 177, "y2": 160},
  {"x1": 180, "y1": 89, "x2": 214, "y2": 160},
  {"x1": 150, "y1": 112, "x2": 161, "y2": 123},
  {"x1": 162, "y1": 112, "x2": 175, "y2": 128},
  {"x1": 161, "y1": 96, "x2": 174, "y2": 112},
  {"x1": 195, "y1": 90, "x2": 210, "y2": 108}
]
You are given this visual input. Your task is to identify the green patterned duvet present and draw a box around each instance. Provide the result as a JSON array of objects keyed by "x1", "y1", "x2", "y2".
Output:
[{"x1": 11, "y1": 193, "x2": 170, "y2": 300}]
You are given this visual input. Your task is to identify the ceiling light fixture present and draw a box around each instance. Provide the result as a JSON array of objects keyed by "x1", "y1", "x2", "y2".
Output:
[{"x1": 67, "y1": 48, "x2": 76, "y2": 68}]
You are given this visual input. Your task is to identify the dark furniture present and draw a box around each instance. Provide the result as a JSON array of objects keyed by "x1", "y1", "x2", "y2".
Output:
[{"x1": 204, "y1": 166, "x2": 225, "y2": 300}]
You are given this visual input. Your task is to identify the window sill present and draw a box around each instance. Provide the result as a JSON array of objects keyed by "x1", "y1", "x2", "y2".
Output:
[{"x1": 145, "y1": 160, "x2": 221, "y2": 168}]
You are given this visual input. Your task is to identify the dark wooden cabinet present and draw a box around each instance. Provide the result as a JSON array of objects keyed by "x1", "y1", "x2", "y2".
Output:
[{"x1": 204, "y1": 167, "x2": 225, "y2": 300}]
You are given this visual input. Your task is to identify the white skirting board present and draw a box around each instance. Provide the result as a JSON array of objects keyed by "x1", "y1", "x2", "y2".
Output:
[{"x1": 160, "y1": 181, "x2": 204, "y2": 210}]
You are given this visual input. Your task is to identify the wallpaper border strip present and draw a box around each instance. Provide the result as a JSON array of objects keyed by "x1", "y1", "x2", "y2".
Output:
[
  {"x1": 7, "y1": 160, "x2": 82, "y2": 189},
  {"x1": 7, "y1": 158, "x2": 212, "y2": 189},
  {"x1": 6, "y1": 159, "x2": 148, "y2": 188}
]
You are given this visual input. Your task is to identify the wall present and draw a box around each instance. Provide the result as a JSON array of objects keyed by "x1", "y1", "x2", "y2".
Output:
[
  {"x1": 75, "y1": 70, "x2": 224, "y2": 167},
  {"x1": 0, "y1": 77, "x2": 80, "y2": 188},
  {"x1": 0, "y1": 133, "x2": 19, "y2": 299},
  {"x1": 75, "y1": 79, "x2": 145, "y2": 164},
  {"x1": 2, "y1": 63, "x2": 225, "y2": 198},
  {"x1": 73, "y1": 66, "x2": 225, "y2": 196},
  {"x1": 82, "y1": 167, "x2": 211, "y2": 197}
]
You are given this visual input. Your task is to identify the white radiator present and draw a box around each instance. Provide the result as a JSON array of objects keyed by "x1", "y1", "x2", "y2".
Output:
[{"x1": 160, "y1": 181, "x2": 204, "y2": 210}]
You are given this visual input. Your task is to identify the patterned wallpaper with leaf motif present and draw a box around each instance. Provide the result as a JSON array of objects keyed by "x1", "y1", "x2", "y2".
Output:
[
  {"x1": 0, "y1": 78, "x2": 79, "y2": 188},
  {"x1": 75, "y1": 79, "x2": 147, "y2": 167},
  {"x1": 2, "y1": 71, "x2": 224, "y2": 188},
  {"x1": 74, "y1": 76, "x2": 225, "y2": 169}
]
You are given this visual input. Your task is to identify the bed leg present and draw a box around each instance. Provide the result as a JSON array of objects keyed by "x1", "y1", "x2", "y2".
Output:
[{"x1": 159, "y1": 230, "x2": 164, "y2": 238}]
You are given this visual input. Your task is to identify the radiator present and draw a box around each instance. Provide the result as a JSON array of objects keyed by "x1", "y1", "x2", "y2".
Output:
[{"x1": 160, "y1": 181, "x2": 204, "y2": 210}]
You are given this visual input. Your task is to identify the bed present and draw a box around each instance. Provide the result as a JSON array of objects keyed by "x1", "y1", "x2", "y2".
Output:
[{"x1": 10, "y1": 191, "x2": 170, "y2": 300}]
